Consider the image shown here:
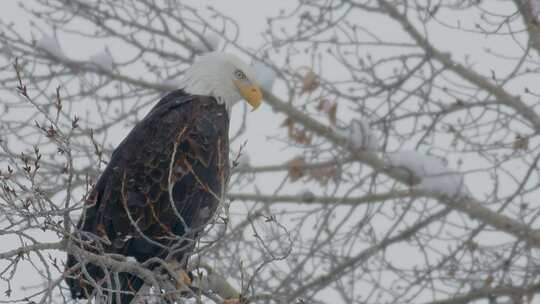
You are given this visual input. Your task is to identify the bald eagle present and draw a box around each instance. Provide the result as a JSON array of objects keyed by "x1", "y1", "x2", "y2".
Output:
[{"x1": 65, "y1": 53, "x2": 262, "y2": 303}]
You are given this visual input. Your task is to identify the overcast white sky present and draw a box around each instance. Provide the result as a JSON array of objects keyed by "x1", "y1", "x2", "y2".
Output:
[{"x1": 1, "y1": 1, "x2": 540, "y2": 303}]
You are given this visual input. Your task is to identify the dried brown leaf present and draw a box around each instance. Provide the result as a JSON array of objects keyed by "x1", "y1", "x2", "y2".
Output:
[
  {"x1": 292, "y1": 129, "x2": 312, "y2": 145},
  {"x1": 300, "y1": 69, "x2": 319, "y2": 94},
  {"x1": 281, "y1": 117, "x2": 295, "y2": 137},
  {"x1": 513, "y1": 135, "x2": 529, "y2": 151},
  {"x1": 308, "y1": 166, "x2": 337, "y2": 185},
  {"x1": 317, "y1": 98, "x2": 332, "y2": 112},
  {"x1": 327, "y1": 103, "x2": 337, "y2": 126},
  {"x1": 484, "y1": 274, "x2": 493, "y2": 287},
  {"x1": 288, "y1": 156, "x2": 306, "y2": 182}
]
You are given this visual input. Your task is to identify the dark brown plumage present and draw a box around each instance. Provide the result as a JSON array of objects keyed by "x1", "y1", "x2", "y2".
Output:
[{"x1": 65, "y1": 90, "x2": 230, "y2": 303}]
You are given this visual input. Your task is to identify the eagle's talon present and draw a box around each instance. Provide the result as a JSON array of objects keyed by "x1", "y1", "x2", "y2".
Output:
[
  {"x1": 165, "y1": 260, "x2": 192, "y2": 291},
  {"x1": 177, "y1": 269, "x2": 192, "y2": 287}
]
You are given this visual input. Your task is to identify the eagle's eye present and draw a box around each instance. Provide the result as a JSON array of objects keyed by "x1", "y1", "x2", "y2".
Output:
[{"x1": 234, "y1": 69, "x2": 246, "y2": 80}]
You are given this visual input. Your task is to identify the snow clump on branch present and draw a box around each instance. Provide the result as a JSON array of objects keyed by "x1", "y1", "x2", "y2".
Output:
[
  {"x1": 236, "y1": 153, "x2": 250, "y2": 168},
  {"x1": 336, "y1": 119, "x2": 380, "y2": 152},
  {"x1": 385, "y1": 151, "x2": 470, "y2": 198},
  {"x1": 192, "y1": 32, "x2": 220, "y2": 53},
  {"x1": 36, "y1": 35, "x2": 68, "y2": 60},
  {"x1": 88, "y1": 50, "x2": 114, "y2": 72},
  {"x1": 252, "y1": 60, "x2": 277, "y2": 92}
]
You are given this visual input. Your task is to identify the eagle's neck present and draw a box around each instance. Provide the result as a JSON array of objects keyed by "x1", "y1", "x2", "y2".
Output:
[{"x1": 179, "y1": 64, "x2": 237, "y2": 111}]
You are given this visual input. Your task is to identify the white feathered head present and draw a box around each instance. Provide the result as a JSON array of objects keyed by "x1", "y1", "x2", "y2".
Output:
[{"x1": 180, "y1": 53, "x2": 263, "y2": 110}]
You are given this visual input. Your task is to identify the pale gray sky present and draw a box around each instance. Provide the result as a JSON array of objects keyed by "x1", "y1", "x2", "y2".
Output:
[{"x1": 1, "y1": 1, "x2": 539, "y2": 303}]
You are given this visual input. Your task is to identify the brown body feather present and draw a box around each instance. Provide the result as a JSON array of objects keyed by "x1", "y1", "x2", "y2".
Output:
[{"x1": 65, "y1": 90, "x2": 230, "y2": 303}]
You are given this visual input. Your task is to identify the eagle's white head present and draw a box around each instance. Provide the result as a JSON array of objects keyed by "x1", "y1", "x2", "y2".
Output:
[{"x1": 180, "y1": 52, "x2": 263, "y2": 111}]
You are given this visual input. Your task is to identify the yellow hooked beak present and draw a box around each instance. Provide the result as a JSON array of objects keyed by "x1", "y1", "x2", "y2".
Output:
[{"x1": 234, "y1": 80, "x2": 263, "y2": 111}]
